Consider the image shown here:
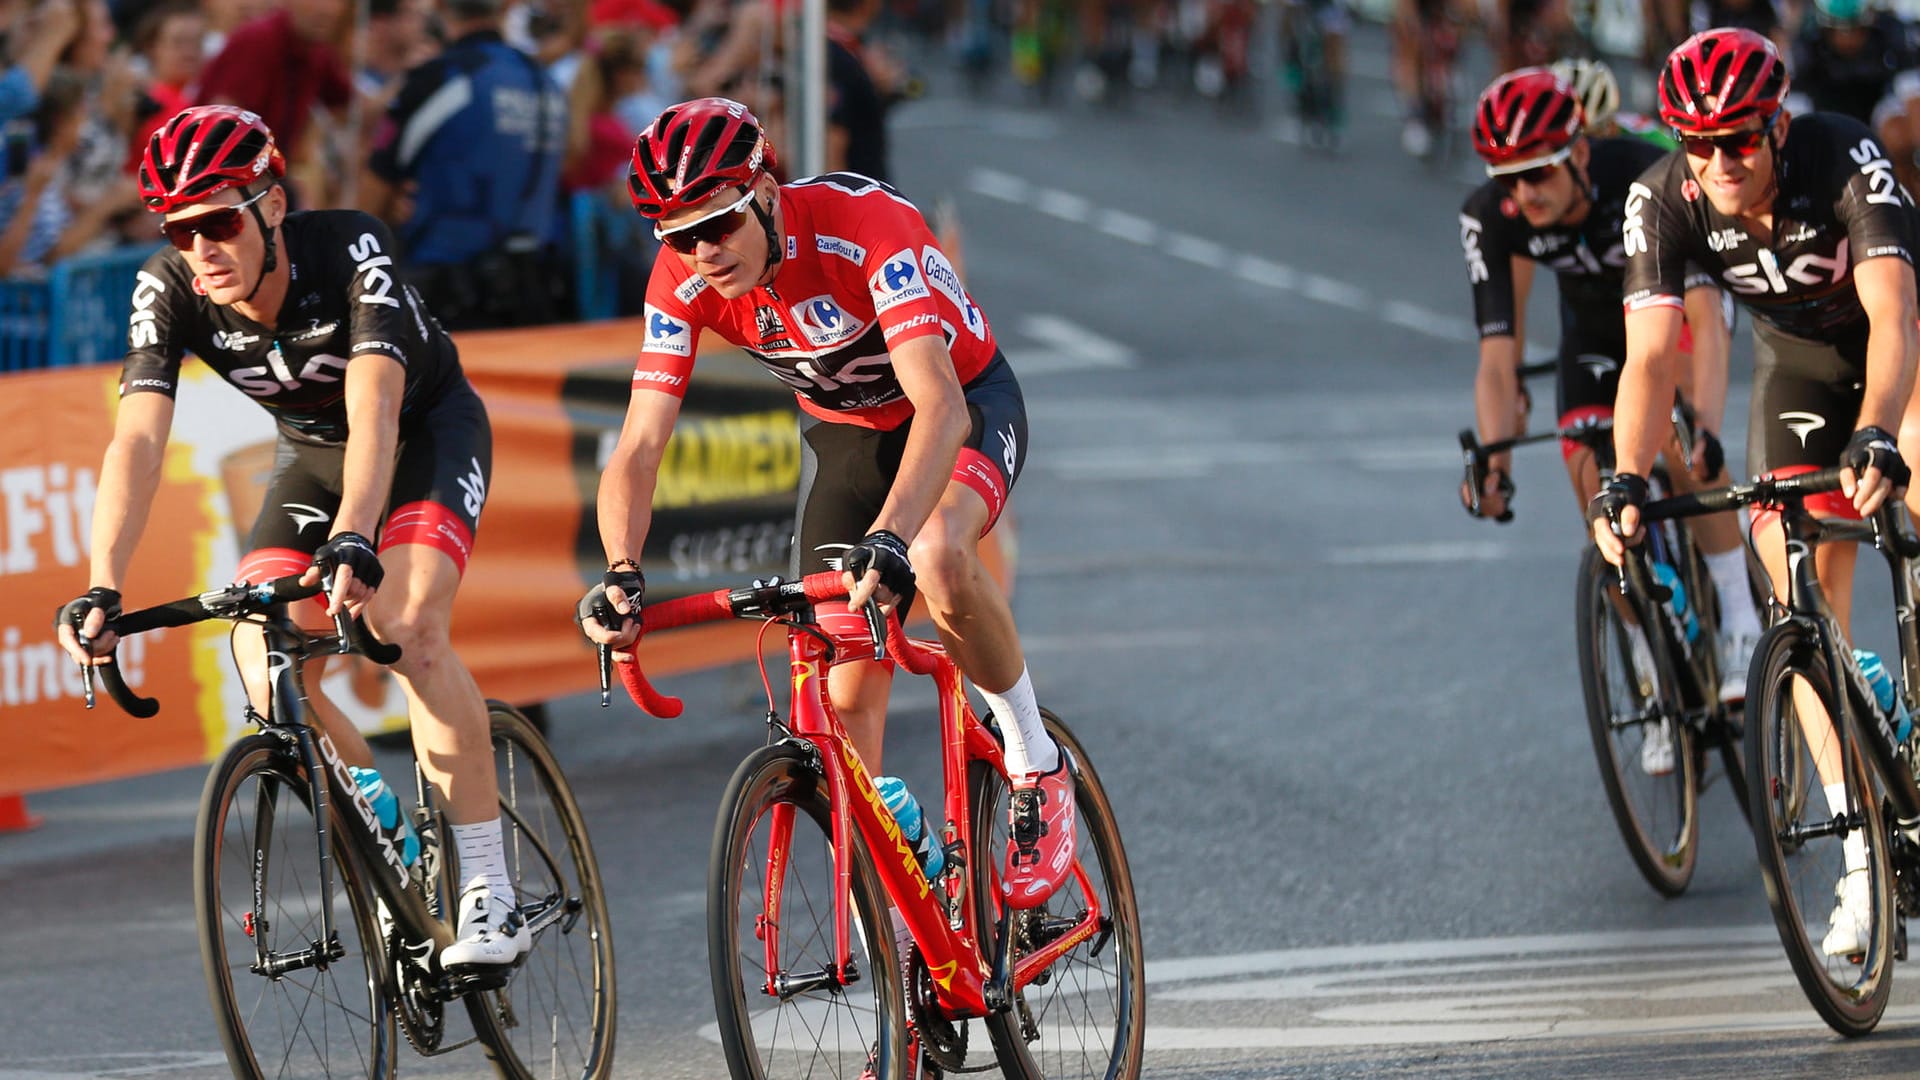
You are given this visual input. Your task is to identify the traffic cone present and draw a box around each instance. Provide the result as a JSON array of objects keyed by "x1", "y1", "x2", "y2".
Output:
[{"x1": 0, "y1": 793, "x2": 42, "y2": 833}]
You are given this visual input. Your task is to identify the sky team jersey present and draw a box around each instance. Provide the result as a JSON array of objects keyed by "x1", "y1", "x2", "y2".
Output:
[
  {"x1": 119, "y1": 210, "x2": 466, "y2": 444},
  {"x1": 633, "y1": 172, "x2": 996, "y2": 430},
  {"x1": 1460, "y1": 137, "x2": 1707, "y2": 355},
  {"x1": 1622, "y1": 112, "x2": 1919, "y2": 342}
]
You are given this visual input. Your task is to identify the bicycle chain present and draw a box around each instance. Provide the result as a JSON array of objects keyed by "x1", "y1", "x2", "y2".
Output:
[{"x1": 907, "y1": 944, "x2": 976, "y2": 1074}]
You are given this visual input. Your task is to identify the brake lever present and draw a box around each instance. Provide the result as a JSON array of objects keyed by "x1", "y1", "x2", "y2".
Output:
[
  {"x1": 598, "y1": 643, "x2": 613, "y2": 707},
  {"x1": 861, "y1": 597, "x2": 887, "y2": 663}
]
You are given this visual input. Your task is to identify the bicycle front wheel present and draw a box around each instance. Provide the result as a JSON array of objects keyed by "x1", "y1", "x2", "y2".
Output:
[
  {"x1": 1745, "y1": 623, "x2": 1894, "y2": 1036},
  {"x1": 1576, "y1": 546, "x2": 1699, "y2": 895},
  {"x1": 970, "y1": 710, "x2": 1146, "y2": 1080},
  {"x1": 710, "y1": 741, "x2": 906, "y2": 1080},
  {"x1": 196, "y1": 733, "x2": 397, "y2": 1079},
  {"x1": 467, "y1": 703, "x2": 617, "y2": 1080}
]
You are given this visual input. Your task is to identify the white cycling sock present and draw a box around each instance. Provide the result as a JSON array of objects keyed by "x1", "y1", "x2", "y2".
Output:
[
  {"x1": 452, "y1": 818, "x2": 517, "y2": 907},
  {"x1": 1823, "y1": 783, "x2": 1870, "y2": 874},
  {"x1": 981, "y1": 668, "x2": 1056, "y2": 779},
  {"x1": 1704, "y1": 547, "x2": 1763, "y2": 639}
]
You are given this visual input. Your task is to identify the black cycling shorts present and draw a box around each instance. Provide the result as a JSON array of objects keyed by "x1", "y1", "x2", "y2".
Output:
[
  {"x1": 1748, "y1": 322, "x2": 1868, "y2": 476},
  {"x1": 238, "y1": 377, "x2": 493, "y2": 589},
  {"x1": 791, "y1": 350, "x2": 1027, "y2": 578}
]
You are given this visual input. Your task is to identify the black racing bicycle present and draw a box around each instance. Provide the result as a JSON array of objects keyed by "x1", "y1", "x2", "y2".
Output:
[
  {"x1": 75, "y1": 575, "x2": 615, "y2": 1079},
  {"x1": 1464, "y1": 380, "x2": 1754, "y2": 896},
  {"x1": 1639, "y1": 468, "x2": 1920, "y2": 1035}
]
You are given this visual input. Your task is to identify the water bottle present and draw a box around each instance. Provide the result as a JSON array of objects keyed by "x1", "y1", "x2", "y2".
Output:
[
  {"x1": 1854, "y1": 649, "x2": 1914, "y2": 742},
  {"x1": 874, "y1": 775, "x2": 944, "y2": 879},
  {"x1": 349, "y1": 765, "x2": 420, "y2": 868},
  {"x1": 1650, "y1": 561, "x2": 1700, "y2": 643}
]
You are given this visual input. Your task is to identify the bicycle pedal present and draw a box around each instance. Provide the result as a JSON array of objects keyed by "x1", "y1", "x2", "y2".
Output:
[{"x1": 443, "y1": 962, "x2": 515, "y2": 994}]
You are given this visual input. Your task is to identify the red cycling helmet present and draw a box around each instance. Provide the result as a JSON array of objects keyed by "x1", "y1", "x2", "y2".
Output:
[
  {"x1": 627, "y1": 97, "x2": 776, "y2": 218},
  {"x1": 138, "y1": 105, "x2": 286, "y2": 213},
  {"x1": 1472, "y1": 68, "x2": 1583, "y2": 174},
  {"x1": 1658, "y1": 28, "x2": 1789, "y2": 133}
]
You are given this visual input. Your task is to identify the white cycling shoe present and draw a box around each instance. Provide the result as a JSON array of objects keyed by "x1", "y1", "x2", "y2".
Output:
[
  {"x1": 1719, "y1": 631, "x2": 1759, "y2": 705},
  {"x1": 1639, "y1": 719, "x2": 1676, "y2": 778},
  {"x1": 441, "y1": 877, "x2": 529, "y2": 969},
  {"x1": 1822, "y1": 870, "x2": 1875, "y2": 958}
]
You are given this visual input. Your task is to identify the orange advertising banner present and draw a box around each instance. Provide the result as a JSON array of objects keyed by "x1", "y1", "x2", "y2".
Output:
[{"x1": 0, "y1": 318, "x2": 1010, "y2": 794}]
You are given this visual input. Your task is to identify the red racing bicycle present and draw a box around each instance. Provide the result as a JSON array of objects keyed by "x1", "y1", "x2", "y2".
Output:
[{"x1": 604, "y1": 572, "x2": 1145, "y2": 1079}]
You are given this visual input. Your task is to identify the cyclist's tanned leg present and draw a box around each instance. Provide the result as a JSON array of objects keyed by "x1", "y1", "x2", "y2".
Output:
[
  {"x1": 366, "y1": 543, "x2": 498, "y2": 823},
  {"x1": 912, "y1": 481, "x2": 1025, "y2": 696}
]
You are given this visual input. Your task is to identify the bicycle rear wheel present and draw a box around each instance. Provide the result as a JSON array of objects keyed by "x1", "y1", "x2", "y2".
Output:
[
  {"x1": 466, "y1": 703, "x2": 617, "y2": 1080},
  {"x1": 1745, "y1": 623, "x2": 1894, "y2": 1036},
  {"x1": 709, "y1": 742, "x2": 906, "y2": 1080},
  {"x1": 196, "y1": 733, "x2": 397, "y2": 1079},
  {"x1": 969, "y1": 710, "x2": 1145, "y2": 1080},
  {"x1": 1576, "y1": 545, "x2": 1699, "y2": 896}
]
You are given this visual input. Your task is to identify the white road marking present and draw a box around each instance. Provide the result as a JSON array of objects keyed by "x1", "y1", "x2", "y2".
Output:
[
  {"x1": 1325, "y1": 541, "x2": 1508, "y2": 565},
  {"x1": 1096, "y1": 209, "x2": 1158, "y2": 245},
  {"x1": 1144, "y1": 926, "x2": 1913, "y2": 1048},
  {"x1": 1039, "y1": 439, "x2": 1452, "y2": 479},
  {"x1": 969, "y1": 170, "x2": 1472, "y2": 343},
  {"x1": 1012, "y1": 314, "x2": 1138, "y2": 376},
  {"x1": 0, "y1": 1054, "x2": 230, "y2": 1079}
]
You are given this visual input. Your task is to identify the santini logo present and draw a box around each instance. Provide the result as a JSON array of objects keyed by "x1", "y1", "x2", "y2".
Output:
[{"x1": 1780, "y1": 411, "x2": 1827, "y2": 447}]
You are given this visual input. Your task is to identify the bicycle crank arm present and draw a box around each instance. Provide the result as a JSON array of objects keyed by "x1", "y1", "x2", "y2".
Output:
[{"x1": 516, "y1": 893, "x2": 583, "y2": 937}]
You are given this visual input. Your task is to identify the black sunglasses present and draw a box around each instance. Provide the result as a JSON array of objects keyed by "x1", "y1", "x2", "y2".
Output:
[
  {"x1": 654, "y1": 188, "x2": 756, "y2": 255},
  {"x1": 1680, "y1": 111, "x2": 1779, "y2": 160},
  {"x1": 1495, "y1": 160, "x2": 1566, "y2": 190},
  {"x1": 159, "y1": 189, "x2": 267, "y2": 250}
]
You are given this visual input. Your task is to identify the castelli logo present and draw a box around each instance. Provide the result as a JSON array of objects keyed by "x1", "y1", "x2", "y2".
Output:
[{"x1": 1682, "y1": 179, "x2": 1701, "y2": 202}]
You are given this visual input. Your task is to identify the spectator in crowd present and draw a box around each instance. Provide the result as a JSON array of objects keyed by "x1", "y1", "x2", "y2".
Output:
[
  {"x1": 562, "y1": 26, "x2": 644, "y2": 192},
  {"x1": 196, "y1": 0, "x2": 355, "y2": 203},
  {"x1": 0, "y1": 68, "x2": 137, "y2": 274},
  {"x1": 673, "y1": 0, "x2": 770, "y2": 99},
  {"x1": 826, "y1": 0, "x2": 904, "y2": 182},
  {"x1": 1787, "y1": 0, "x2": 1920, "y2": 194},
  {"x1": 357, "y1": 0, "x2": 437, "y2": 99},
  {"x1": 198, "y1": 0, "x2": 270, "y2": 58},
  {"x1": 1, "y1": 0, "x2": 80, "y2": 124},
  {"x1": 363, "y1": 0, "x2": 567, "y2": 329},
  {"x1": 124, "y1": 0, "x2": 204, "y2": 170}
]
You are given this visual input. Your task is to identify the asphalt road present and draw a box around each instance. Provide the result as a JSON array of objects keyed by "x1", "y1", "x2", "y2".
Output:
[{"x1": 9, "y1": 23, "x2": 1920, "y2": 1080}]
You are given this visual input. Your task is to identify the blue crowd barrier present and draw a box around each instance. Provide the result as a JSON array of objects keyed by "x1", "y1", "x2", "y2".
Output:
[{"x1": 0, "y1": 244, "x2": 162, "y2": 372}]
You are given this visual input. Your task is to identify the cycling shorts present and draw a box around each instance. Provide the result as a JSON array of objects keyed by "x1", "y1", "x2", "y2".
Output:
[
  {"x1": 791, "y1": 350, "x2": 1027, "y2": 580},
  {"x1": 237, "y1": 377, "x2": 494, "y2": 602},
  {"x1": 1748, "y1": 322, "x2": 1867, "y2": 519}
]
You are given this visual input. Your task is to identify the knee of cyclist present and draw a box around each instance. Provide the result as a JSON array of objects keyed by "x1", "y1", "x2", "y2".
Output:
[
  {"x1": 908, "y1": 531, "x2": 977, "y2": 604},
  {"x1": 366, "y1": 606, "x2": 451, "y2": 664}
]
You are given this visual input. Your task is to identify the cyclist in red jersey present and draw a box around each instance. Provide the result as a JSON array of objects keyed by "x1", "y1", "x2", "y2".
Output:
[{"x1": 579, "y1": 98, "x2": 1077, "y2": 910}]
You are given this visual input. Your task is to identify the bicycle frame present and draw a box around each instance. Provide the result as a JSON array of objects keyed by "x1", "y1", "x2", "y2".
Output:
[
  {"x1": 1770, "y1": 501, "x2": 1920, "y2": 828},
  {"x1": 765, "y1": 610, "x2": 1108, "y2": 1018}
]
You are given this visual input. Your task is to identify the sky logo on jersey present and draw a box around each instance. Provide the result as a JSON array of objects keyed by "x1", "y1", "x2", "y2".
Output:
[
  {"x1": 794, "y1": 295, "x2": 865, "y2": 347},
  {"x1": 869, "y1": 249, "x2": 928, "y2": 313},
  {"x1": 644, "y1": 305, "x2": 693, "y2": 357},
  {"x1": 817, "y1": 234, "x2": 867, "y2": 263},
  {"x1": 920, "y1": 247, "x2": 985, "y2": 339}
]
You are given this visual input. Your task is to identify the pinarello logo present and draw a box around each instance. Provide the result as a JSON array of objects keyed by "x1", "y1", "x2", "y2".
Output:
[
  {"x1": 1500, "y1": 197, "x2": 1518, "y2": 218},
  {"x1": 1682, "y1": 179, "x2": 1700, "y2": 202}
]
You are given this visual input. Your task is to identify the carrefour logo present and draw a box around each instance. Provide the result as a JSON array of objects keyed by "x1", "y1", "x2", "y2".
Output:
[
  {"x1": 920, "y1": 247, "x2": 985, "y2": 340},
  {"x1": 869, "y1": 247, "x2": 929, "y2": 313},
  {"x1": 642, "y1": 304, "x2": 693, "y2": 357},
  {"x1": 794, "y1": 294, "x2": 865, "y2": 347}
]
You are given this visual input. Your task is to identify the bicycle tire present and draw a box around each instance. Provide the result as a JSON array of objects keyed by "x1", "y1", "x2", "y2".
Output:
[
  {"x1": 970, "y1": 710, "x2": 1146, "y2": 1080},
  {"x1": 466, "y1": 702, "x2": 617, "y2": 1080},
  {"x1": 195, "y1": 733, "x2": 398, "y2": 1080},
  {"x1": 1745, "y1": 623, "x2": 1894, "y2": 1036},
  {"x1": 1576, "y1": 545, "x2": 1700, "y2": 896},
  {"x1": 709, "y1": 742, "x2": 907, "y2": 1080}
]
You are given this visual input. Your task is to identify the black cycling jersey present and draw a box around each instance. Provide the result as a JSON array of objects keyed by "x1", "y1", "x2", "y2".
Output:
[
  {"x1": 1623, "y1": 112, "x2": 1919, "y2": 344},
  {"x1": 1461, "y1": 137, "x2": 1705, "y2": 356},
  {"x1": 119, "y1": 209, "x2": 467, "y2": 444}
]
